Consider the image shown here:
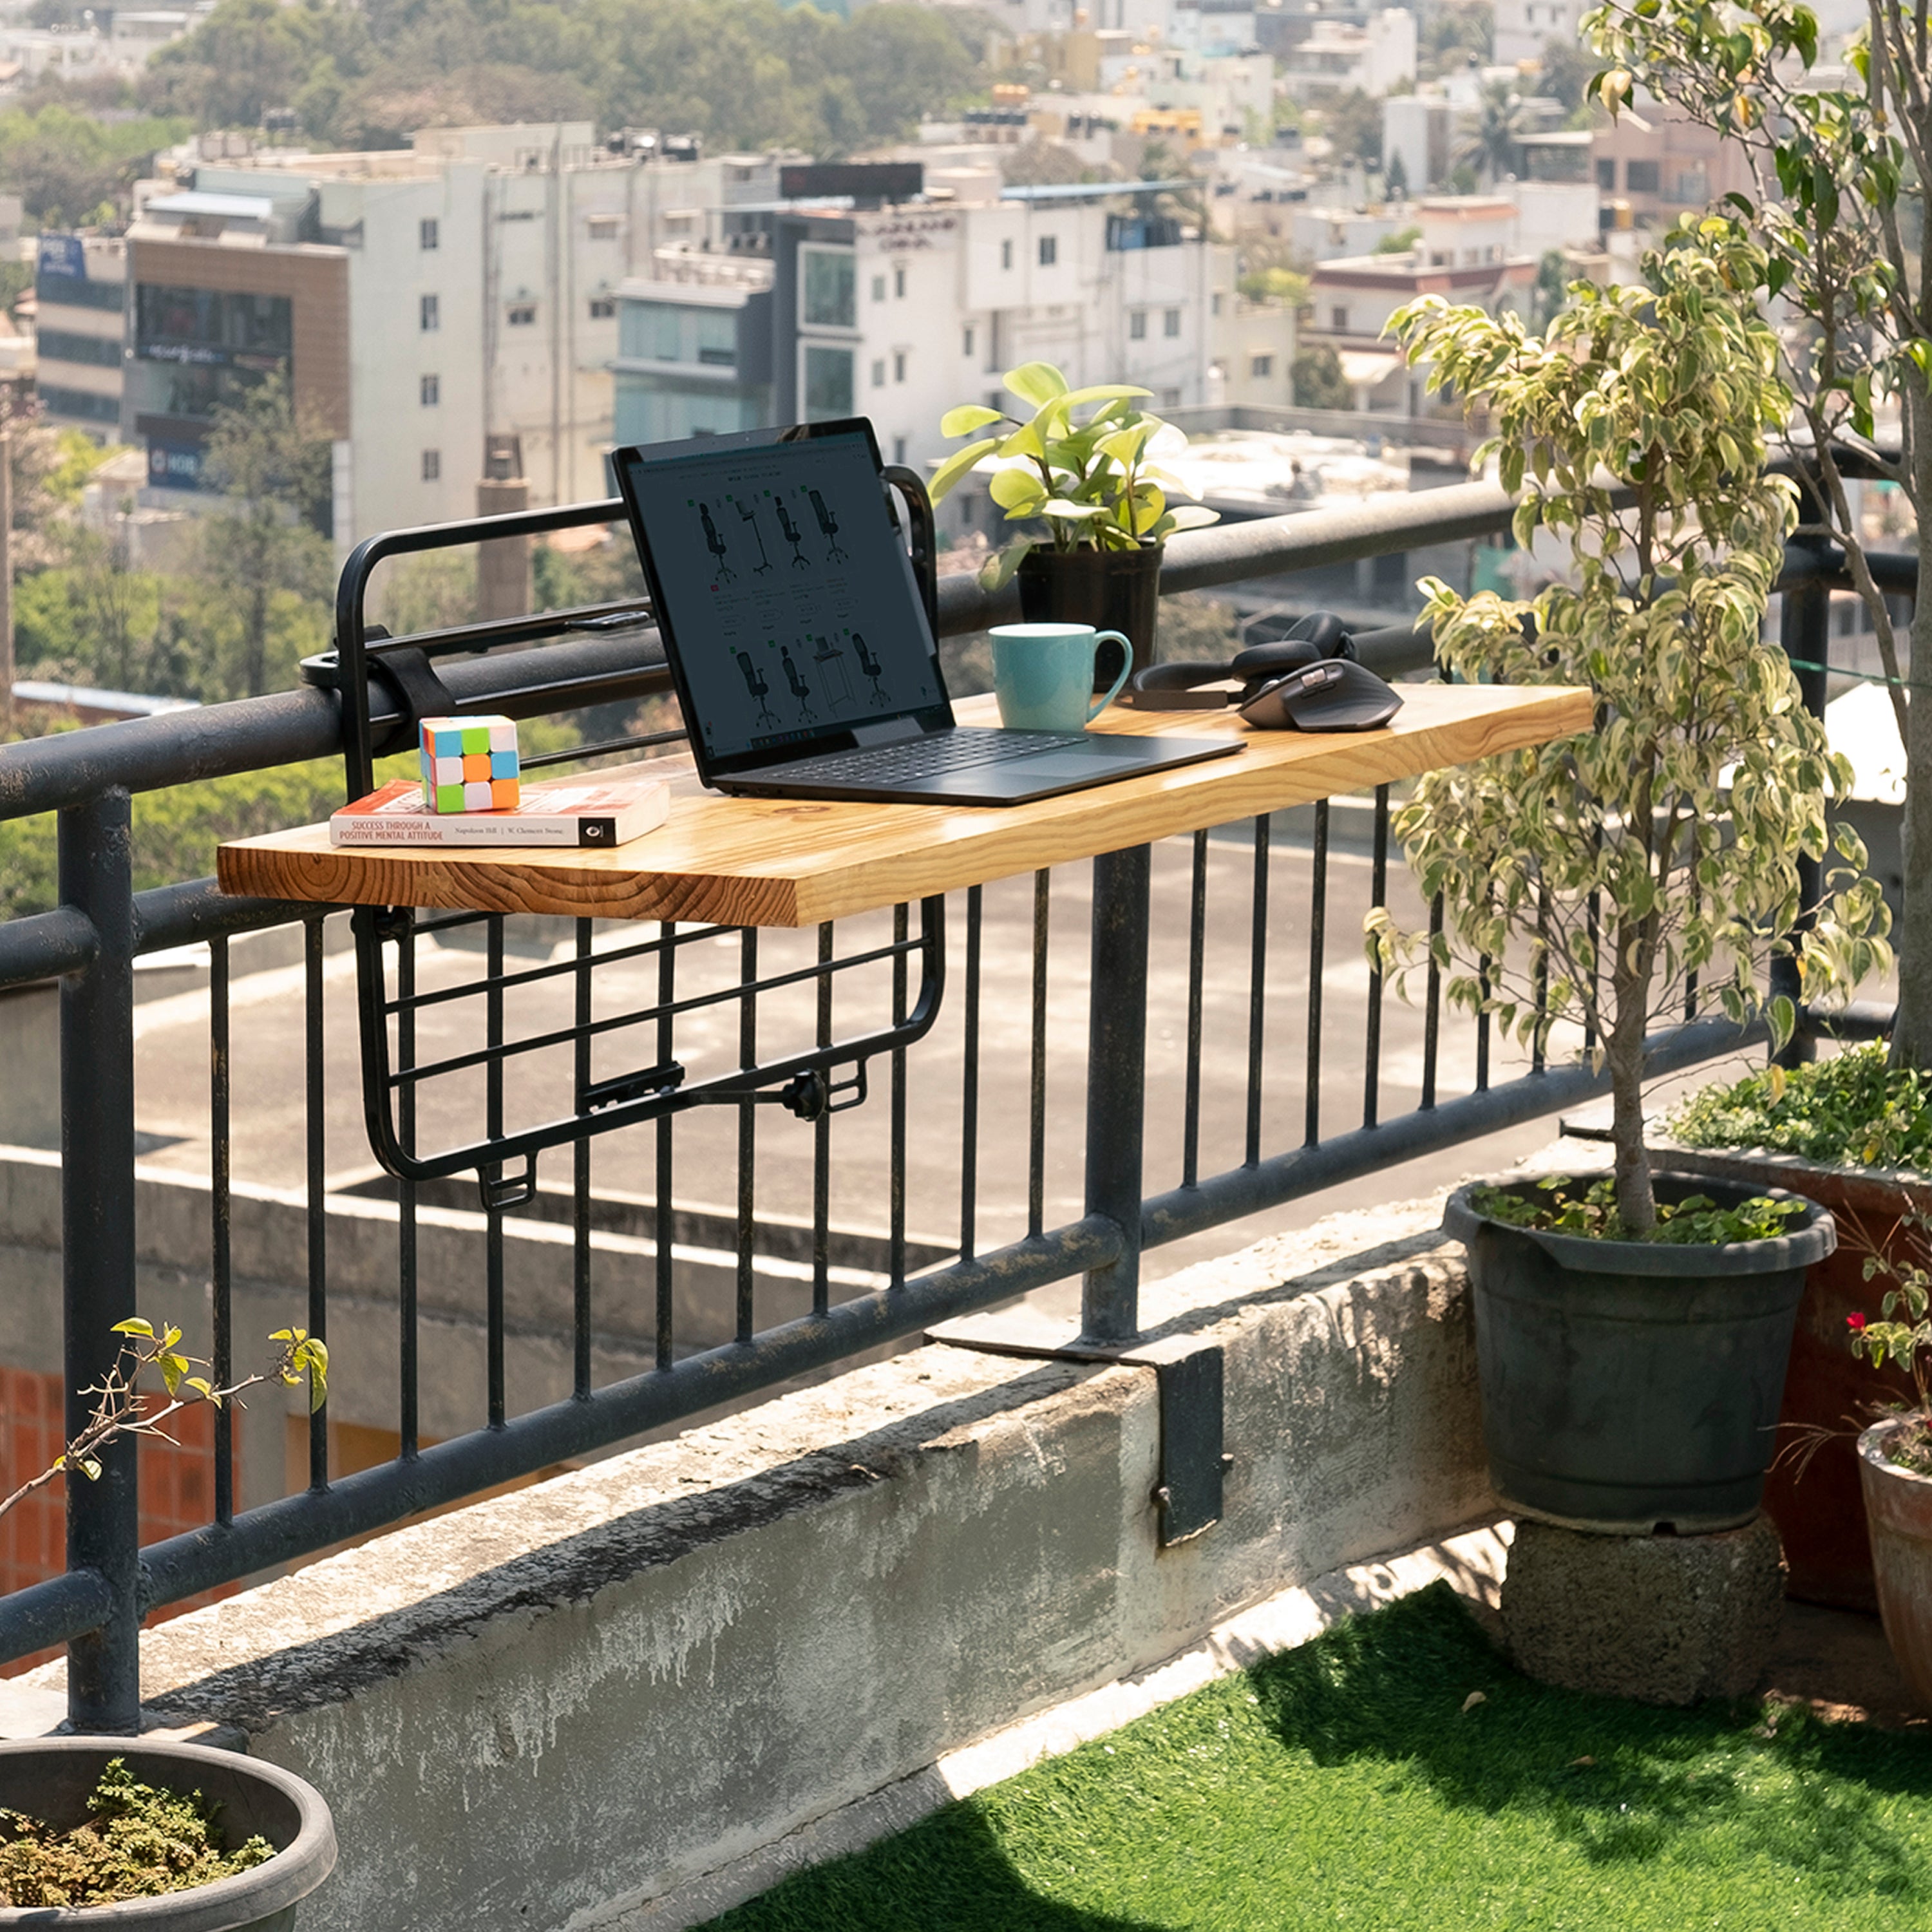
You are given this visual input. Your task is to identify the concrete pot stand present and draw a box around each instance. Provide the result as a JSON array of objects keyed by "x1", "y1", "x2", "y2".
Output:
[
  {"x1": 0, "y1": 1738, "x2": 335, "y2": 1930},
  {"x1": 1857, "y1": 1419, "x2": 1932, "y2": 1713},
  {"x1": 1444, "y1": 1173, "x2": 1835, "y2": 1703}
]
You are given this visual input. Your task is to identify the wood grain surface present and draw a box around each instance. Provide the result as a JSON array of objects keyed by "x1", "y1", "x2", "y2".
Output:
[{"x1": 216, "y1": 683, "x2": 1591, "y2": 928}]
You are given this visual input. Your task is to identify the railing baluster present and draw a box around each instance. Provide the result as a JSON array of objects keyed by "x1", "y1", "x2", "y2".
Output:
[
  {"x1": 1305, "y1": 799, "x2": 1328, "y2": 1148},
  {"x1": 1245, "y1": 813, "x2": 1269, "y2": 1166},
  {"x1": 1421, "y1": 891, "x2": 1444, "y2": 1110},
  {"x1": 573, "y1": 918, "x2": 593, "y2": 1401},
  {"x1": 1532, "y1": 888, "x2": 1549, "y2": 1077},
  {"x1": 1475, "y1": 949, "x2": 1492, "y2": 1094},
  {"x1": 737, "y1": 927, "x2": 757, "y2": 1342},
  {"x1": 814, "y1": 920, "x2": 833, "y2": 1314},
  {"x1": 959, "y1": 886, "x2": 982, "y2": 1264},
  {"x1": 890, "y1": 903, "x2": 907, "y2": 1288},
  {"x1": 1028, "y1": 870, "x2": 1050, "y2": 1240},
  {"x1": 59, "y1": 788, "x2": 140, "y2": 1732},
  {"x1": 485, "y1": 914, "x2": 506, "y2": 1428},
  {"x1": 305, "y1": 915, "x2": 328, "y2": 1486},
  {"x1": 210, "y1": 933, "x2": 233, "y2": 1526},
  {"x1": 655, "y1": 922, "x2": 676, "y2": 1372},
  {"x1": 1182, "y1": 830, "x2": 1208, "y2": 1188},
  {"x1": 1363, "y1": 786, "x2": 1388, "y2": 1130},
  {"x1": 398, "y1": 916, "x2": 418, "y2": 1458}
]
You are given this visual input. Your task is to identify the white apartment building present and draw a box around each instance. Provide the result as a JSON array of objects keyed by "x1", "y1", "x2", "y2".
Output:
[
  {"x1": 33, "y1": 232, "x2": 126, "y2": 440},
  {"x1": 1493, "y1": 0, "x2": 1584, "y2": 66},
  {"x1": 1276, "y1": 9, "x2": 1416, "y2": 102},
  {"x1": 613, "y1": 171, "x2": 1215, "y2": 544},
  {"x1": 118, "y1": 126, "x2": 786, "y2": 549}
]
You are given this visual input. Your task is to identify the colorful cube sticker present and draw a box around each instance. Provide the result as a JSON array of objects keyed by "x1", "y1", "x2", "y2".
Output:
[{"x1": 419, "y1": 715, "x2": 520, "y2": 813}]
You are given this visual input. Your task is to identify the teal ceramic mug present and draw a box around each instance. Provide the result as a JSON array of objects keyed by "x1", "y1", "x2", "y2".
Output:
[{"x1": 989, "y1": 623, "x2": 1134, "y2": 732}]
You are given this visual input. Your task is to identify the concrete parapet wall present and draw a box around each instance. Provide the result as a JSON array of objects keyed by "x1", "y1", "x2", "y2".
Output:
[{"x1": 26, "y1": 1202, "x2": 1489, "y2": 1932}]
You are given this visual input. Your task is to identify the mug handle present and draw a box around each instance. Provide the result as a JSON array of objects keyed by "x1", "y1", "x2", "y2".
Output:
[{"x1": 1086, "y1": 633, "x2": 1134, "y2": 723}]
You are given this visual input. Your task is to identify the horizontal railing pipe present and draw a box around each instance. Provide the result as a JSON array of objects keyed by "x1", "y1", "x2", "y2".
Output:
[
  {"x1": 0, "y1": 1566, "x2": 115, "y2": 1664},
  {"x1": 0, "y1": 905, "x2": 98, "y2": 983},
  {"x1": 137, "y1": 1215, "x2": 1124, "y2": 1608},
  {"x1": 1142, "y1": 1014, "x2": 1766, "y2": 1251}
]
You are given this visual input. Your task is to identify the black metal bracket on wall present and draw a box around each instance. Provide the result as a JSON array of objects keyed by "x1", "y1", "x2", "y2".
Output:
[{"x1": 925, "y1": 1321, "x2": 1230, "y2": 1548}]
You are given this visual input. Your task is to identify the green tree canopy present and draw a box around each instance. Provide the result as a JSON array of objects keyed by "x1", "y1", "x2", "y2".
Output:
[{"x1": 140, "y1": 0, "x2": 981, "y2": 157}]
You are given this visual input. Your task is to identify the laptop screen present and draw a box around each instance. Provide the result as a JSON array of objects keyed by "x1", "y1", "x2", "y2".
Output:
[{"x1": 614, "y1": 422, "x2": 949, "y2": 779}]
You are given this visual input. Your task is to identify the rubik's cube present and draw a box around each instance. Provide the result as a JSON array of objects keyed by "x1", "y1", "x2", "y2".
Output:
[{"x1": 419, "y1": 715, "x2": 520, "y2": 813}]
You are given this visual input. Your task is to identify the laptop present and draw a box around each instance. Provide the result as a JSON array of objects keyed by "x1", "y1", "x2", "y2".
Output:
[{"x1": 610, "y1": 418, "x2": 1240, "y2": 806}]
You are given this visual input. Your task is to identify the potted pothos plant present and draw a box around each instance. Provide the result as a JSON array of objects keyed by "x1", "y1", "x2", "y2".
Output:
[
  {"x1": 0, "y1": 1320, "x2": 337, "y2": 1926},
  {"x1": 929, "y1": 360, "x2": 1217, "y2": 685},
  {"x1": 1367, "y1": 220, "x2": 1891, "y2": 1533}
]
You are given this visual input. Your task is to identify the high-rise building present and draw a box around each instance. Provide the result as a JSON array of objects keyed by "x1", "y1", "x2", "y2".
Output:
[
  {"x1": 34, "y1": 233, "x2": 128, "y2": 441},
  {"x1": 614, "y1": 166, "x2": 1215, "y2": 536},
  {"x1": 124, "y1": 125, "x2": 766, "y2": 549}
]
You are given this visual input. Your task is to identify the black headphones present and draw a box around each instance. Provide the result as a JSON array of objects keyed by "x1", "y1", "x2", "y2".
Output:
[{"x1": 1122, "y1": 612, "x2": 1403, "y2": 732}]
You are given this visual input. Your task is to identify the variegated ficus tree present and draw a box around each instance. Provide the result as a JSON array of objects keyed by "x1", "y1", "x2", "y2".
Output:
[
  {"x1": 1580, "y1": 0, "x2": 1932, "y2": 1068},
  {"x1": 1367, "y1": 224, "x2": 1892, "y2": 1233}
]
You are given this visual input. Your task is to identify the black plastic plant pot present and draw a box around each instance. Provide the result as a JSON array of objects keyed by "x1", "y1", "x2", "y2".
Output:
[
  {"x1": 0, "y1": 1737, "x2": 336, "y2": 1930},
  {"x1": 1017, "y1": 542, "x2": 1162, "y2": 690},
  {"x1": 1443, "y1": 1173, "x2": 1836, "y2": 1535}
]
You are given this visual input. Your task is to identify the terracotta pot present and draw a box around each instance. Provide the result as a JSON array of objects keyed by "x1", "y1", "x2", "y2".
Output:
[
  {"x1": 1016, "y1": 542, "x2": 1162, "y2": 690},
  {"x1": 1658, "y1": 1146, "x2": 1922, "y2": 1610},
  {"x1": 1857, "y1": 1417, "x2": 1932, "y2": 1712}
]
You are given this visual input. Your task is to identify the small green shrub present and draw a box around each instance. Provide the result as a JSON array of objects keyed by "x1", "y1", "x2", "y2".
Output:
[
  {"x1": 1469, "y1": 1175, "x2": 1804, "y2": 1245},
  {"x1": 1667, "y1": 1043, "x2": 1932, "y2": 1173},
  {"x1": 0, "y1": 1759, "x2": 272, "y2": 1908}
]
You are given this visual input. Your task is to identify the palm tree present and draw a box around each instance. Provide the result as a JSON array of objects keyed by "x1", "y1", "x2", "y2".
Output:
[{"x1": 1455, "y1": 80, "x2": 1529, "y2": 185}]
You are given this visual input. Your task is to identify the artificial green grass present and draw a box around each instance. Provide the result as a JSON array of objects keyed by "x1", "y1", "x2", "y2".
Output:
[{"x1": 701, "y1": 1583, "x2": 1932, "y2": 1932}]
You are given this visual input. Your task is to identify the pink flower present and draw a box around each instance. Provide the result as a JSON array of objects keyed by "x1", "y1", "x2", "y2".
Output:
[{"x1": 1848, "y1": 1312, "x2": 1868, "y2": 1331}]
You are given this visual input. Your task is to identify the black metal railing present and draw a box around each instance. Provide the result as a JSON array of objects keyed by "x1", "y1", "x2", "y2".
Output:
[{"x1": 0, "y1": 477, "x2": 1898, "y2": 1729}]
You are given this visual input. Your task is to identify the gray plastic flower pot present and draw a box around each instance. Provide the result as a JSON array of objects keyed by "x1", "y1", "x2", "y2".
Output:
[
  {"x1": 0, "y1": 1736, "x2": 336, "y2": 1930},
  {"x1": 1444, "y1": 1173, "x2": 1835, "y2": 1534}
]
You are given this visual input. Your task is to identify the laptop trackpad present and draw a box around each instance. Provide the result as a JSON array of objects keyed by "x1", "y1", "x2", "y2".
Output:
[{"x1": 1021, "y1": 752, "x2": 1140, "y2": 779}]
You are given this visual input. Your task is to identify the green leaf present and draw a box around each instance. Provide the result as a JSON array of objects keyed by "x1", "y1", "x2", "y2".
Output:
[
  {"x1": 978, "y1": 540, "x2": 1032, "y2": 591},
  {"x1": 1164, "y1": 504, "x2": 1220, "y2": 532},
  {"x1": 1058, "y1": 383, "x2": 1153, "y2": 410},
  {"x1": 928, "y1": 437, "x2": 999, "y2": 502},
  {"x1": 940, "y1": 404, "x2": 1005, "y2": 438},
  {"x1": 111, "y1": 1318, "x2": 155, "y2": 1339},
  {"x1": 1041, "y1": 498, "x2": 1108, "y2": 519},
  {"x1": 1005, "y1": 361, "x2": 1069, "y2": 408},
  {"x1": 79, "y1": 1457, "x2": 102, "y2": 1482},
  {"x1": 989, "y1": 466, "x2": 1046, "y2": 511}
]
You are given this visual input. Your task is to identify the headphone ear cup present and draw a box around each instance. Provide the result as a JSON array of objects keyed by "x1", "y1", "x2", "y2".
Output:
[
  {"x1": 1230, "y1": 638, "x2": 1319, "y2": 681},
  {"x1": 1283, "y1": 611, "x2": 1358, "y2": 659}
]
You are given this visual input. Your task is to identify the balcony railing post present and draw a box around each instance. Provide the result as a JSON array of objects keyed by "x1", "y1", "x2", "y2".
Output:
[
  {"x1": 59, "y1": 787, "x2": 142, "y2": 1733},
  {"x1": 1081, "y1": 842, "x2": 1151, "y2": 1344},
  {"x1": 1772, "y1": 540, "x2": 1831, "y2": 1068}
]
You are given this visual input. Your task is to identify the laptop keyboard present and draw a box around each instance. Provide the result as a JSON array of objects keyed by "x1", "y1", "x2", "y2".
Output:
[{"x1": 770, "y1": 728, "x2": 1093, "y2": 784}]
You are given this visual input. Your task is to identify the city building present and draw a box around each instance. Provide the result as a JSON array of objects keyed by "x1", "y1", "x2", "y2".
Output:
[
  {"x1": 33, "y1": 232, "x2": 126, "y2": 440},
  {"x1": 1307, "y1": 198, "x2": 1540, "y2": 410},
  {"x1": 614, "y1": 167, "x2": 1217, "y2": 540},
  {"x1": 1593, "y1": 97, "x2": 1748, "y2": 229},
  {"x1": 1493, "y1": 0, "x2": 1585, "y2": 66},
  {"x1": 119, "y1": 124, "x2": 777, "y2": 548},
  {"x1": 1275, "y1": 8, "x2": 1416, "y2": 102}
]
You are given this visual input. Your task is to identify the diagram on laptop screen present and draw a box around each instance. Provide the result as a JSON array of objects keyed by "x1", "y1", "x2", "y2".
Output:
[{"x1": 623, "y1": 431, "x2": 942, "y2": 761}]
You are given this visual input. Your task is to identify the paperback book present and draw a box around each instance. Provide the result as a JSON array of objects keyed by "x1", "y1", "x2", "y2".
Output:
[{"x1": 331, "y1": 769, "x2": 672, "y2": 848}]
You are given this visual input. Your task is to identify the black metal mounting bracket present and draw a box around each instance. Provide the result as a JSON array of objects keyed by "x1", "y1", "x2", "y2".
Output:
[
  {"x1": 352, "y1": 898, "x2": 945, "y2": 1213},
  {"x1": 922, "y1": 1320, "x2": 1231, "y2": 1548}
]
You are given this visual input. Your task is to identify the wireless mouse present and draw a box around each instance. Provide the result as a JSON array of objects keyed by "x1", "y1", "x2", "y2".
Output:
[{"x1": 1238, "y1": 659, "x2": 1403, "y2": 732}]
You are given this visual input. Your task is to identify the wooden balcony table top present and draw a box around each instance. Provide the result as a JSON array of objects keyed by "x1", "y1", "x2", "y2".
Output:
[{"x1": 216, "y1": 683, "x2": 1593, "y2": 931}]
